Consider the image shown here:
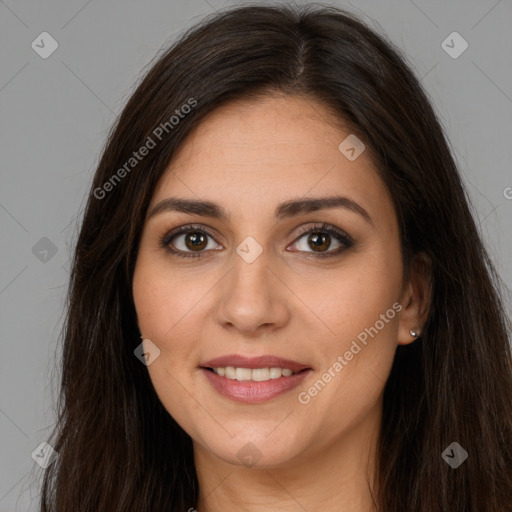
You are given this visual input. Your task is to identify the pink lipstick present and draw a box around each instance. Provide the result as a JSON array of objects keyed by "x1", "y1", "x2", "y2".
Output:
[{"x1": 200, "y1": 354, "x2": 312, "y2": 403}]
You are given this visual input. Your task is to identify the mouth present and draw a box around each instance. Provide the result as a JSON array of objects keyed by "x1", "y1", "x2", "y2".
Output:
[
  {"x1": 199, "y1": 354, "x2": 312, "y2": 403},
  {"x1": 201, "y1": 366, "x2": 307, "y2": 381}
]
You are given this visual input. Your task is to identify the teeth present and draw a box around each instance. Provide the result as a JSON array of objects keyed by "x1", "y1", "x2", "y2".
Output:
[
  {"x1": 269, "y1": 367, "x2": 282, "y2": 379},
  {"x1": 252, "y1": 368, "x2": 270, "y2": 381},
  {"x1": 235, "y1": 367, "x2": 252, "y2": 381},
  {"x1": 212, "y1": 366, "x2": 298, "y2": 381}
]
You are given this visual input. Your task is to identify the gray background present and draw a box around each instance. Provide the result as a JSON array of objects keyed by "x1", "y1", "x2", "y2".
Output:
[{"x1": 1, "y1": 0, "x2": 511, "y2": 510}]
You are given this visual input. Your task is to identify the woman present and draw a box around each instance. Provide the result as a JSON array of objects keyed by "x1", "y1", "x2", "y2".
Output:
[{"x1": 40, "y1": 4, "x2": 512, "y2": 511}]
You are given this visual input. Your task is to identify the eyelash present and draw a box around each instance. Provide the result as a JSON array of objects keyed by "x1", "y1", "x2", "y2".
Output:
[{"x1": 160, "y1": 222, "x2": 354, "y2": 259}]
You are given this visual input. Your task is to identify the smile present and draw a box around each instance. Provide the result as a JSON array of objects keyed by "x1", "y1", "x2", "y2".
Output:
[
  {"x1": 209, "y1": 366, "x2": 299, "y2": 381},
  {"x1": 199, "y1": 354, "x2": 312, "y2": 403}
]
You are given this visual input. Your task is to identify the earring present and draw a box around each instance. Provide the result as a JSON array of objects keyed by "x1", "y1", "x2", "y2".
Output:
[{"x1": 409, "y1": 329, "x2": 419, "y2": 337}]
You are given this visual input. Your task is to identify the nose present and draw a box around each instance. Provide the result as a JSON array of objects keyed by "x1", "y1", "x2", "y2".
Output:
[{"x1": 214, "y1": 247, "x2": 291, "y2": 336}]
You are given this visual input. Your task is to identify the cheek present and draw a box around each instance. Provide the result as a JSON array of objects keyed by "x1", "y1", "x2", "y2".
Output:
[
  {"x1": 132, "y1": 256, "x2": 203, "y2": 429},
  {"x1": 294, "y1": 284, "x2": 400, "y2": 442},
  {"x1": 132, "y1": 249, "x2": 212, "y2": 340},
  {"x1": 291, "y1": 247, "x2": 402, "y2": 407},
  {"x1": 132, "y1": 252, "x2": 216, "y2": 402},
  {"x1": 333, "y1": 274, "x2": 400, "y2": 348},
  {"x1": 293, "y1": 249, "x2": 402, "y2": 347}
]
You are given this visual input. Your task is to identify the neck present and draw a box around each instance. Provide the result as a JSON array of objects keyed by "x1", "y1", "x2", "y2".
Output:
[{"x1": 193, "y1": 403, "x2": 381, "y2": 512}]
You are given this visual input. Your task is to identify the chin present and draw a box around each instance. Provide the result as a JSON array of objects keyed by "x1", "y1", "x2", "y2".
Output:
[{"x1": 196, "y1": 427, "x2": 308, "y2": 469}]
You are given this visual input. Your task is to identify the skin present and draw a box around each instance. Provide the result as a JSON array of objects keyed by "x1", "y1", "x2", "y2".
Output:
[{"x1": 132, "y1": 94, "x2": 430, "y2": 512}]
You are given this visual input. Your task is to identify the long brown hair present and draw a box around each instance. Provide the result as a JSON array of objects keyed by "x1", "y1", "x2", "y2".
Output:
[{"x1": 40, "y1": 4, "x2": 512, "y2": 511}]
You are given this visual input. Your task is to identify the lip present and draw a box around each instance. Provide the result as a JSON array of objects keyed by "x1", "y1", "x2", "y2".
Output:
[
  {"x1": 200, "y1": 354, "x2": 311, "y2": 373},
  {"x1": 199, "y1": 354, "x2": 313, "y2": 404},
  {"x1": 201, "y1": 367, "x2": 312, "y2": 403}
]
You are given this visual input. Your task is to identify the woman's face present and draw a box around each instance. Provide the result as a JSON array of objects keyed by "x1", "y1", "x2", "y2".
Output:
[{"x1": 132, "y1": 94, "x2": 420, "y2": 469}]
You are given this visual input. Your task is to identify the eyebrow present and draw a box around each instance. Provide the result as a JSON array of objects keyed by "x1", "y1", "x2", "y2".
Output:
[{"x1": 148, "y1": 195, "x2": 374, "y2": 225}]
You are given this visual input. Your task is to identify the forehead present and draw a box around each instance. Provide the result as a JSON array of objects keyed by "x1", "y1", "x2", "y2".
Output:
[{"x1": 149, "y1": 95, "x2": 394, "y2": 227}]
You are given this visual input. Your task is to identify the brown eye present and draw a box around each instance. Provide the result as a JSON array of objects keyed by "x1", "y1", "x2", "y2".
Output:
[
  {"x1": 306, "y1": 232, "x2": 331, "y2": 252},
  {"x1": 183, "y1": 232, "x2": 208, "y2": 251},
  {"x1": 162, "y1": 226, "x2": 221, "y2": 258},
  {"x1": 290, "y1": 224, "x2": 354, "y2": 257}
]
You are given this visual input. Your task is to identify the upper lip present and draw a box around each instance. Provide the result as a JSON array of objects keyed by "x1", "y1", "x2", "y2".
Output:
[{"x1": 201, "y1": 354, "x2": 311, "y2": 373}]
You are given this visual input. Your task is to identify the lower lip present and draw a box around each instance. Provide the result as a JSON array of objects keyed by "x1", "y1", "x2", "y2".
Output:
[{"x1": 201, "y1": 368, "x2": 312, "y2": 403}]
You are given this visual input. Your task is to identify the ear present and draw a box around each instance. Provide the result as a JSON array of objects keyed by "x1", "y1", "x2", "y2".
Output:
[{"x1": 397, "y1": 252, "x2": 432, "y2": 346}]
